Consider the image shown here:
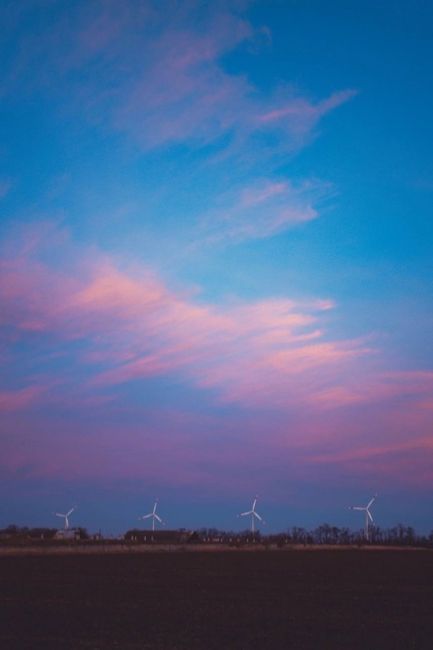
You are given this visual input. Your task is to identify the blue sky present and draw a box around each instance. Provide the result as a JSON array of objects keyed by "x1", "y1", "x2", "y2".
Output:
[{"x1": 1, "y1": 0, "x2": 433, "y2": 534}]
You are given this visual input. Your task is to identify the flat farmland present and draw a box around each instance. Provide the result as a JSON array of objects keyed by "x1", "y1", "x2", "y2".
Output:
[{"x1": 1, "y1": 549, "x2": 433, "y2": 649}]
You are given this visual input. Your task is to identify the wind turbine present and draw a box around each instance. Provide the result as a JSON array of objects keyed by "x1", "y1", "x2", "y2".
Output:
[
  {"x1": 349, "y1": 494, "x2": 377, "y2": 541},
  {"x1": 54, "y1": 506, "x2": 76, "y2": 530},
  {"x1": 139, "y1": 500, "x2": 164, "y2": 532},
  {"x1": 239, "y1": 496, "x2": 264, "y2": 534}
]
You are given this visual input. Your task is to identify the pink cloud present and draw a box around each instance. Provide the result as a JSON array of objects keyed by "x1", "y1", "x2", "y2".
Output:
[
  {"x1": 312, "y1": 436, "x2": 433, "y2": 466},
  {"x1": 0, "y1": 224, "x2": 372, "y2": 412},
  {"x1": 240, "y1": 182, "x2": 289, "y2": 207},
  {"x1": 0, "y1": 385, "x2": 45, "y2": 412},
  {"x1": 258, "y1": 89, "x2": 358, "y2": 135},
  {"x1": 47, "y1": 5, "x2": 356, "y2": 154},
  {"x1": 104, "y1": 10, "x2": 256, "y2": 149},
  {"x1": 311, "y1": 370, "x2": 433, "y2": 409},
  {"x1": 200, "y1": 178, "x2": 329, "y2": 243},
  {"x1": 112, "y1": 42, "x2": 355, "y2": 152},
  {"x1": 3, "y1": 223, "x2": 432, "y2": 445},
  {"x1": 2, "y1": 4, "x2": 357, "y2": 160},
  {"x1": 308, "y1": 432, "x2": 433, "y2": 489}
]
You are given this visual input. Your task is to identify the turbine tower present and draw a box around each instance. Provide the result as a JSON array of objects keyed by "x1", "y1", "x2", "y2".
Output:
[
  {"x1": 54, "y1": 506, "x2": 76, "y2": 530},
  {"x1": 239, "y1": 496, "x2": 264, "y2": 534},
  {"x1": 349, "y1": 494, "x2": 377, "y2": 541},
  {"x1": 139, "y1": 500, "x2": 164, "y2": 532}
]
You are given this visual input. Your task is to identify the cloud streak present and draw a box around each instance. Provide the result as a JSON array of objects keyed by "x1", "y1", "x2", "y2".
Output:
[
  {"x1": 5, "y1": 221, "x2": 432, "y2": 443},
  {"x1": 1, "y1": 223, "x2": 371, "y2": 412},
  {"x1": 258, "y1": 89, "x2": 357, "y2": 132},
  {"x1": 0, "y1": 385, "x2": 45, "y2": 412},
  {"x1": 200, "y1": 178, "x2": 330, "y2": 243},
  {"x1": 3, "y1": 2, "x2": 355, "y2": 158},
  {"x1": 1, "y1": 223, "x2": 433, "y2": 498}
]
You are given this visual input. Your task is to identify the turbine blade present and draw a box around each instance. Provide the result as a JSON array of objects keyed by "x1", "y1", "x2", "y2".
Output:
[
  {"x1": 154, "y1": 514, "x2": 162, "y2": 523},
  {"x1": 55, "y1": 513, "x2": 64, "y2": 518},
  {"x1": 367, "y1": 510, "x2": 374, "y2": 522},
  {"x1": 367, "y1": 496, "x2": 376, "y2": 508},
  {"x1": 254, "y1": 512, "x2": 262, "y2": 521},
  {"x1": 350, "y1": 506, "x2": 365, "y2": 511},
  {"x1": 140, "y1": 513, "x2": 153, "y2": 519},
  {"x1": 66, "y1": 508, "x2": 75, "y2": 516},
  {"x1": 240, "y1": 511, "x2": 252, "y2": 516}
]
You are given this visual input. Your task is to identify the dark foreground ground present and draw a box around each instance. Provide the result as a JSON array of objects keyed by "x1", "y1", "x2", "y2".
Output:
[{"x1": 1, "y1": 549, "x2": 433, "y2": 649}]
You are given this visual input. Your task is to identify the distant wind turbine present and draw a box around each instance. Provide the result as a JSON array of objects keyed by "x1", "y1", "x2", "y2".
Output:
[
  {"x1": 139, "y1": 500, "x2": 164, "y2": 532},
  {"x1": 349, "y1": 494, "x2": 377, "y2": 541},
  {"x1": 54, "y1": 506, "x2": 76, "y2": 530},
  {"x1": 239, "y1": 496, "x2": 264, "y2": 534}
]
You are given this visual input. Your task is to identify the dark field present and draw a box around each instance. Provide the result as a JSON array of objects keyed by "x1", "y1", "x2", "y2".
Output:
[{"x1": 1, "y1": 550, "x2": 433, "y2": 649}]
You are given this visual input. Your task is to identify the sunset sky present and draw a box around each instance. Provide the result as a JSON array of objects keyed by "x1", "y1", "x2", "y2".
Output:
[{"x1": 1, "y1": 0, "x2": 433, "y2": 534}]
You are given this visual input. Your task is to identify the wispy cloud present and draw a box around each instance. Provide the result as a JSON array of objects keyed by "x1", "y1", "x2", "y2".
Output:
[
  {"x1": 200, "y1": 178, "x2": 331, "y2": 243},
  {"x1": 1, "y1": 223, "x2": 371, "y2": 411},
  {"x1": 2, "y1": 225, "x2": 433, "y2": 492},
  {"x1": 109, "y1": 29, "x2": 355, "y2": 153},
  {"x1": 311, "y1": 370, "x2": 433, "y2": 409},
  {"x1": 3, "y1": 2, "x2": 356, "y2": 157},
  {"x1": 0, "y1": 385, "x2": 45, "y2": 412},
  {"x1": 3, "y1": 224, "x2": 425, "y2": 450},
  {"x1": 258, "y1": 89, "x2": 357, "y2": 133},
  {"x1": 309, "y1": 432, "x2": 433, "y2": 489}
]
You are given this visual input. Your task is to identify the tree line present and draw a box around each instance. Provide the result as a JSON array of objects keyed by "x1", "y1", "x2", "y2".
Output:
[
  {"x1": 1, "y1": 523, "x2": 433, "y2": 547},
  {"x1": 196, "y1": 524, "x2": 433, "y2": 547}
]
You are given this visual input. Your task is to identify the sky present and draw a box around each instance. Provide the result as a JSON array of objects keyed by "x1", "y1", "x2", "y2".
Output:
[{"x1": 1, "y1": 0, "x2": 433, "y2": 535}]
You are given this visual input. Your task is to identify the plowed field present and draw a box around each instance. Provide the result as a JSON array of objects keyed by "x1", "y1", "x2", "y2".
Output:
[{"x1": 1, "y1": 549, "x2": 433, "y2": 649}]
